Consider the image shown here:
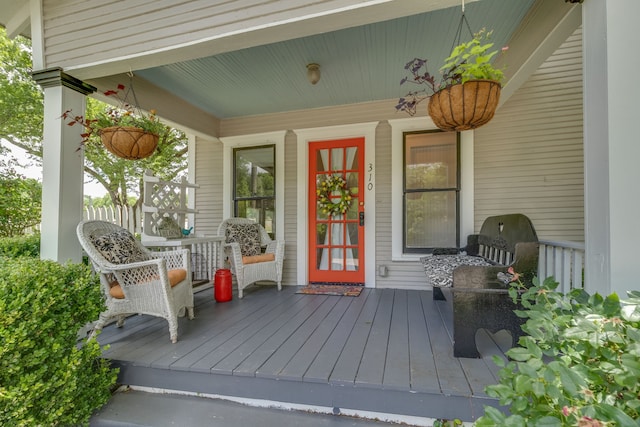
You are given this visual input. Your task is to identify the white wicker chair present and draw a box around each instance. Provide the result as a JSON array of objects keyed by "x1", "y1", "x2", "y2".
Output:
[
  {"x1": 77, "y1": 220, "x2": 194, "y2": 343},
  {"x1": 217, "y1": 218, "x2": 285, "y2": 298}
]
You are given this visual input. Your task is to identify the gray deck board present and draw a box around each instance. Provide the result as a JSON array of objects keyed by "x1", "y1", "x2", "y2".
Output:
[
  {"x1": 407, "y1": 289, "x2": 440, "y2": 393},
  {"x1": 233, "y1": 294, "x2": 331, "y2": 376},
  {"x1": 355, "y1": 288, "x2": 394, "y2": 388},
  {"x1": 302, "y1": 290, "x2": 370, "y2": 383},
  {"x1": 194, "y1": 292, "x2": 309, "y2": 374},
  {"x1": 255, "y1": 296, "x2": 341, "y2": 379},
  {"x1": 167, "y1": 291, "x2": 297, "y2": 372},
  {"x1": 422, "y1": 292, "x2": 472, "y2": 396},
  {"x1": 382, "y1": 290, "x2": 411, "y2": 391},
  {"x1": 328, "y1": 289, "x2": 381, "y2": 385},
  {"x1": 96, "y1": 285, "x2": 509, "y2": 423},
  {"x1": 277, "y1": 296, "x2": 354, "y2": 381}
]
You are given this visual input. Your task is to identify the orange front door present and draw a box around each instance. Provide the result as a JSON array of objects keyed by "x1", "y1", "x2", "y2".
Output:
[{"x1": 309, "y1": 138, "x2": 365, "y2": 284}]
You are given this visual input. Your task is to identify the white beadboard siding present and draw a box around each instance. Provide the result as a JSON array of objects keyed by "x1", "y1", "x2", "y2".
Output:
[
  {"x1": 373, "y1": 121, "x2": 432, "y2": 290},
  {"x1": 193, "y1": 136, "x2": 224, "y2": 235},
  {"x1": 473, "y1": 28, "x2": 584, "y2": 242},
  {"x1": 40, "y1": 0, "x2": 462, "y2": 78},
  {"x1": 43, "y1": 0, "x2": 360, "y2": 67},
  {"x1": 282, "y1": 131, "x2": 298, "y2": 286}
]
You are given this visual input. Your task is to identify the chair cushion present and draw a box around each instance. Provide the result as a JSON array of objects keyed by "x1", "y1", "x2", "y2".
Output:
[
  {"x1": 225, "y1": 223, "x2": 261, "y2": 257},
  {"x1": 109, "y1": 268, "x2": 188, "y2": 299},
  {"x1": 242, "y1": 253, "x2": 276, "y2": 265},
  {"x1": 92, "y1": 229, "x2": 147, "y2": 264}
]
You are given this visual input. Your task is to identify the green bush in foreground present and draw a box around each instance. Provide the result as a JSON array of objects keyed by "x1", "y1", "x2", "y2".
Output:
[
  {"x1": 0, "y1": 258, "x2": 118, "y2": 426},
  {"x1": 476, "y1": 276, "x2": 640, "y2": 427},
  {"x1": 0, "y1": 233, "x2": 40, "y2": 258}
]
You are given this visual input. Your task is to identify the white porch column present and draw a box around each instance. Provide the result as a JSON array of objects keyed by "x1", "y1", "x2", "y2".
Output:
[
  {"x1": 32, "y1": 68, "x2": 96, "y2": 263},
  {"x1": 583, "y1": 1, "x2": 640, "y2": 296}
]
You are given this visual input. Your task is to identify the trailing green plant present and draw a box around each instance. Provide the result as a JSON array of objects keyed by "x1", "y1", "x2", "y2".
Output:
[
  {"x1": 475, "y1": 274, "x2": 640, "y2": 427},
  {"x1": 0, "y1": 233, "x2": 40, "y2": 258},
  {"x1": 396, "y1": 28, "x2": 507, "y2": 116},
  {"x1": 433, "y1": 418, "x2": 463, "y2": 426},
  {"x1": 0, "y1": 258, "x2": 118, "y2": 426},
  {"x1": 61, "y1": 83, "x2": 169, "y2": 147}
]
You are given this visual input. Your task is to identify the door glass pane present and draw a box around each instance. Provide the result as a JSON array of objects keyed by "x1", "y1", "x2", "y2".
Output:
[
  {"x1": 347, "y1": 223, "x2": 358, "y2": 246},
  {"x1": 346, "y1": 248, "x2": 358, "y2": 271},
  {"x1": 331, "y1": 148, "x2": 343, "y2": 171},
  {"x1": 317, "y1": 149, "x2": 328, "y2": 172},
  {"x1": 346, "y1": 146, "x2": 358, "y2": 170},
  {"x1": 317, "y1": 248, "x2": 327, "y2": 270},
  {"x1": 346, "y1": 199, "x2": 358, "y2": 220},
  {"x1": 316, "y1": 223, "x2": 327, "y2": 245},
  {"x1": 405, "y1": 191, "x2": 457, "y2": 248},
  {"x1": 331, "y1": 248, "x2": 343, "y2": 270},
  {"x1": 331, "y1": 223, "x2": 343, "y2": 245}
]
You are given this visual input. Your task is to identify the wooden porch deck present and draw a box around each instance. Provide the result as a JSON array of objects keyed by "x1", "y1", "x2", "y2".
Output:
[{"x1": 96, "y1": 285, "x2": 510, "y2": 423}]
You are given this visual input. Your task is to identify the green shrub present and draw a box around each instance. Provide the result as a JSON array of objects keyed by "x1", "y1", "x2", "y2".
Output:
[
  {"x1": 0, "y1": 258, "x2": 118, "y2": 426},
  {"x1": 475, "y1": 277, "x2": 640, "y2": 427},
  {"x1": 0, "y1": 234, "x2": 40, "y2": 258}
]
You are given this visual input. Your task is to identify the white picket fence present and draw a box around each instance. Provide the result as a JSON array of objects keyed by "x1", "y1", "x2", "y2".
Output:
[{"x1": 83, "y1": 205, "x2": 142, "y2": 235}]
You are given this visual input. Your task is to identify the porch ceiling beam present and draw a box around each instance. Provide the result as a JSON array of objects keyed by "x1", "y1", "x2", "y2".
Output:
[
  {"x1": 496, "y1": 0, "x2": 582, "y2": 108},
  {"x1": 3, "y1": 1, "x2": 29, "y2": 39},
  {"x1": 66, "y1": 0, "x2": 475, "y2": 81},
  {"x1": 87, "y1": 74, "x2": 220, "y2": 139}
]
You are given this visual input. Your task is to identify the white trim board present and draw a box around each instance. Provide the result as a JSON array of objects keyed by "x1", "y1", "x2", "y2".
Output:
[{"x1": 294, "y1": 122, "x2": 377, "y2": 287}]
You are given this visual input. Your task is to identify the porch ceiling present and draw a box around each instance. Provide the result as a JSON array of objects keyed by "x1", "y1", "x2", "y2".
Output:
[{"x1": 131, "y1": 0, "x2": 534, "y2": 119}]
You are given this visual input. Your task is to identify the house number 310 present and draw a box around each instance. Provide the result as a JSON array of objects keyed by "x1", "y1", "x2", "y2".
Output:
[{"x1": 367, "y1": 163, "x2": 373, "y2": 191}]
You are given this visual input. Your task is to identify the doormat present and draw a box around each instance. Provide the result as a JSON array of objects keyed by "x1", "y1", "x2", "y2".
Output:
[{"x1": 296, "y1": 283, "x2": 363, "y2": 297}]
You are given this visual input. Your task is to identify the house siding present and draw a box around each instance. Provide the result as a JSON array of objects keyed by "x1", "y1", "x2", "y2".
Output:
[
  {"x1": 40, "y1": 0, "x2": 441, "y2": 76},
  {"x1": 194, "y1": 28, "x2": 584, "y2": 288},
  {"x1": 193, "y1": 136, "x2": 224, "y2": 235},
  {"x1": 474, "y1": 27, "x2": 584, "y2": 242}
]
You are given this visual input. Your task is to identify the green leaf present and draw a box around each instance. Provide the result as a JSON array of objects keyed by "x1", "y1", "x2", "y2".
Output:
[
  {"x1": 596, "y1": 403, "x2": 637, "y2": 426},
  {"x1": 506, "y1": 347, "x2": 534, "y2": 362},
  {"x1": 532, "y1": 416, "x2": 562, "y2": 427},
  {"x1": 483, "y1": 406, "x2": 506, "y2": 423}
]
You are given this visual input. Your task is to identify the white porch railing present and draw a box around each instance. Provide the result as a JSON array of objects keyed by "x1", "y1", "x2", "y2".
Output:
[
  {"x1": 538, "y1": 239, "x2": 585, "y2": 293},
  {"x1": 83, "y1": 205, "x2": 142, "y2": 235}
]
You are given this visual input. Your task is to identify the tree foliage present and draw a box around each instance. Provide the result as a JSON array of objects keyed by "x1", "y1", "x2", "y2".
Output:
[
  {"x1": 0, "y1": 156, "x2": 42, "y2": 237},
  {"x1": 0, "y1": 27, "x2": 188, "y2": 218}
]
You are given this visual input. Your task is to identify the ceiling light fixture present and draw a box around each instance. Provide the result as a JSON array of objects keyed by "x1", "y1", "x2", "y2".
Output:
[{"x1": 306, "y1": 63, "x2": 320, "y2": 85}]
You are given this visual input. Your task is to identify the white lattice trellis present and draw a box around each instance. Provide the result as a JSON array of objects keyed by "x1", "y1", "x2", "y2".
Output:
[{"x1": 142, "y1": 170, "x2": 198, "y2": 242}]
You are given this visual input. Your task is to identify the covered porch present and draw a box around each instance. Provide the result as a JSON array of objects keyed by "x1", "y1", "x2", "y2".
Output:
[{"x1": 96, "y1": 284, "x2": 509, "y2": 423}]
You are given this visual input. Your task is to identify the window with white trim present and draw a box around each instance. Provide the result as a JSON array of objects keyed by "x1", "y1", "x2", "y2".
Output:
[
  {"x1": 403, "y1": 130, "x2": 460, "y2": 253},
  {"x1": 233, "y1": 145, "x2": 275, "y2": 236}
]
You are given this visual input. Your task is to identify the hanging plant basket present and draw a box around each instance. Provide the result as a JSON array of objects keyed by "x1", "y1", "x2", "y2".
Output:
[
  {"x1": 99, "y1": 126, "x2": 159, "y2": 160},
  {"x1": 427, "y1": 79, "x2": 501, "y2": 132}
]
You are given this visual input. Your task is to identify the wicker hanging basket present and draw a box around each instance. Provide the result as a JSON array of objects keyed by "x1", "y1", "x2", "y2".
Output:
[
  {"x1": 428, "y1": 80, "x2": 501, "y2": 132},
  {"x1": 99, "y1": 126, "x2": 159, "y2": 160}
]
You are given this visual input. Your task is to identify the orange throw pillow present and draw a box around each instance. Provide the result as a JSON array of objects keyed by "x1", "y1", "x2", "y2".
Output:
[
  {"x1": 109, "y1": 268, "x2": 188, "y2": 299},
  {"x1": 242, "y1": 253, "x2": 276, "y2": 265}
]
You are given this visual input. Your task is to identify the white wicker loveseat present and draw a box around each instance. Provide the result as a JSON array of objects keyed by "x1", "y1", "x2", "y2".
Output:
[
  {"x1": 77, "y1": 220, "x2": 194, "y2": 343},
  {"x1": 217, "y1": 218, "x2": 285, "y2": 299}
]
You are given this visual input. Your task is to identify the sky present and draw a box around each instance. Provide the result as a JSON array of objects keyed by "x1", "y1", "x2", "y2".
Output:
[{"x1": 6, "y1": 142, "x2": 107, "y2": 197}]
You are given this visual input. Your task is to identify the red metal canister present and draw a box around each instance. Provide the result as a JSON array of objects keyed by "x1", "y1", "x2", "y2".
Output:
[{"x1": 214, "y1": 269, "x2": 232, "y2": 302}]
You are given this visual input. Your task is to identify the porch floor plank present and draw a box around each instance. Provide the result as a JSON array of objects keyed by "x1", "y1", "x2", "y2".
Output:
[
  {"x1": 301, "y1": 289, "x2": 371, "y2": 383},
  {"x1": 328, "y1": 288, "x2": 382, "y2": 385},
  {"x1": 277, "y1": 296, "x2": 354, "y2": 382},
  {"x1": 96, "y1": 285, "x2": 510, "y2": 422},
  {"x1": 421, "y1": 292, "x2": 472, "y2": 396}
]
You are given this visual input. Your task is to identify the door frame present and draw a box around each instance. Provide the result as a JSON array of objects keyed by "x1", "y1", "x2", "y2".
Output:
[{"x1": 294, "y1": 122, "x2": 377, "y2": 287}]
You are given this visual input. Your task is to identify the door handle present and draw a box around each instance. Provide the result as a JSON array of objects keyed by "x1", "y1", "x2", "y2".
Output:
[{"x1": 359, "y1": 211, "x2": 365, "y2": 226}]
